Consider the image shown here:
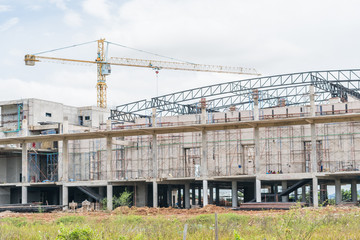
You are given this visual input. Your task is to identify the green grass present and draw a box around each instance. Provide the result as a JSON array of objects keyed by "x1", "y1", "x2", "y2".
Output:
[{"x1": 0, "y1": 207, "x2": 360, "y2": 239}]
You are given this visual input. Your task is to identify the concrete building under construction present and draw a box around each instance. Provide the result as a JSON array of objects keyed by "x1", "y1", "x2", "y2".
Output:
[{"x1": 1, "y1": 69, "x2": 360, "y2": 210}]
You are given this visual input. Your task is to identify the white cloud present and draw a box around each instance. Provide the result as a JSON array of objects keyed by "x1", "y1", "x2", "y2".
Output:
[
  {"x1": 82, "y1": 0, "x2": 111, "y2": 21},
  {"x1": 64, "y1": 10, "x2": 83, "y2": 27},
  {"x1": 49, "y1": 0, "x2": 67, "y2": 10},
  {"x1": 0, "y1": 18, "x2": 19, "y2": 32},
  {"x1": 0, "y1": 5, "x2": 11, "y2": 12}
]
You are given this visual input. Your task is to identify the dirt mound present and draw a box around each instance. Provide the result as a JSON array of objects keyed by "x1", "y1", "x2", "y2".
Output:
[{"x1": 113, "y1": 205, "x2": 231, "y2": 216}]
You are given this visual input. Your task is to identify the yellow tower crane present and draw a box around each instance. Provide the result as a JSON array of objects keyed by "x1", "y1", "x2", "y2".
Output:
[{"x1": 25, "y1": 39, "x2": 260, "y2": 108}]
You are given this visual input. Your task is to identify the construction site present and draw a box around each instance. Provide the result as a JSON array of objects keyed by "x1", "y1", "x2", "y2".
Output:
[{"x1": 1, "y1": 40, "x2": 360, "y2": 211}]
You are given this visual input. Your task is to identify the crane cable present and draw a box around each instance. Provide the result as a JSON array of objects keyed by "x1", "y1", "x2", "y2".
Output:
[{"x1": 32, "y1": 40, "x2": 98, "y2": 55}]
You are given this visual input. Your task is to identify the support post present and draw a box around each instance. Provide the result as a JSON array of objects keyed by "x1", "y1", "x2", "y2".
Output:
[
  {"x1": 209, "y1": 187, "x2": 214, "y2": 204},
  {"x1": 282, "y1": 181, "x2": 288, "y2": 202},
  {"x1": 21, "y1": 186, "x2": 27, "y2": 204},
  {"x1": 21, "y1": 142, "x2": 28, "y2": 183},
  {"x1": 185, "y1": 182, "x2": 190, "y2": 209},
  {"x1": 351, "y1": 179, "x2": 358, "y2": 203},
  {"x1": 107, "y1": 184, "x2": 113, "y2": 211},
  {"x1": 254, "y1": 127, "x2": 260, "y2": 174},
  {"x1": 198, "y1": 187, "x2": 202, "y2": 205},
  {"x1": 152, "y1": 133, "x2": 158, "y2": 208},
  {"x1": 310, "y1": 85, "x2": 315, "y2": 117},
  {"x1": 302, "y1": 186, "x2": 306, "y2": 203},
  {"x1": 312, "y1": 176, "x2": 318, "y2": 207},
  {"x1": 256, "y1": 178, "x2": 261, "y2": 202},
  {"x1": 311, "y1": 123, "x2": 317, "y2": 173},
  {"x1": 106, "y1": 136, "x2": 112, "y2": 180},
  {"x1": 62, "y1": 139, "x2": 69, "y2": 182},
  {"x1": 62, "y1": 185, "x2": 68, "y2": 210},
  {"x1": 335, "y1": 179, "x2": 341, "y2": 205},
  {"x1": 203, "y1": 180, "x2": 208, "y2": 206},
  {"x1": 192, "y1": 186, "x2": 196, "y2": 205},
  {"x1": 232, "y1": 180, "x2": 238, "y2": 208},
  {"x1": 153, "y1": 181, "x2": 158, "y2": 208}
]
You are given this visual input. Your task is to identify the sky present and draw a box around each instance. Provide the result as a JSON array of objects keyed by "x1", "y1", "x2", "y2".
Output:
[{"x1": 1, "y1": 0, "x2": 360, "y2": 108}]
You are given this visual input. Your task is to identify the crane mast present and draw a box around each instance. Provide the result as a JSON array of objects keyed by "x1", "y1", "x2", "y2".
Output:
[{"x1": 25, "y1": 39, "x2": 259, "y2": 109}]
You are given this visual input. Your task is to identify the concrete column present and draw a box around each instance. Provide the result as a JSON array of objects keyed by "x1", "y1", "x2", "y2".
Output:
[
  {"x1": 107, "y1": 184, "x2": 113, "y2": 211},
  {"x1": 209, "y1": 187, "x2": 214, "y2": 204},
  {"x1": 22, "y1": 119, "x2": 28, "y2": 137},
  {"x1": 312, "y1": 176, "x2": 319, "y2": 207},
  {"x1": 351, "y1": 179, "x2": 358, "y2": 202},
  {"x1": 192, "y1": 186, "x2": 196, "y2": 205},
  {"x1": 62, "y1": 139, "x2": 69, "y2": 182},
  {"x1": 198, "y1": 187, "x2": 202, "y2": 205},
  {"x1": 232, "y1": 180, "x2": 238, "y2": 208},
  {"x1": 311, "y1": 123, "x2": 317, "y2": 173},
  {"x1": 152, "y1": 133, "x2": 158, "y2": 208},
  {"x1": 153, "y1": 181, "x2": 158, "y2": 208},
  {"x1": 62, "y1": 185, "x2": 68, "y2": 210},
  {"x1": 201, "y1": 130, "x2": 208, "y2": 177},
  {"x1": 335, "y1": 179, "x2": 341, "y2": 205},
  {"x1": 253, "y1": 90, "x2": 259, "y2": 121},
  {"x1": 254, "y1": 127, "x2": 260, "y2": 174},
  {"x1": 203, "y1": 180, "x2": 208, "y2": 206},
  {"x1": 63, "y1": 117, "x2": 69, "y2": 133},
  {"x1": 21, "y1": 142, "x2": 28, "y2": 183},
  {"x1": 294, "y1": 189, "x2": 298, "y2": 201},
  {"x1": 215, "y1": 186, "x2": 220, "y2": 205},
  {"x1": 21, "y1": 186, "x2": 27, "y2": 204},
  {"x1": 106, "y1": 136, "x2": 112, "y2": 180},
  {"x1": 256, "y1": 178, "x2": 261, "y2": 202},
  {"x1": 310, "y1": 85, "x2": 315, "y2": 117},
  {"x1": 185, "y1": 183, "x2": 190, "y2": 209},
  {"x1": 177, "y1": 188, "x2": 182, "y2": 207},
  {"x1": 152, "y1": 108, "x2": 157, "y2": 127},
  {"x1": 167, "y1": 185, "x2": 172, "y2": 207},
  {"x1": 282, "y1": 181, "x2": 288, "y2": 202},
  {"x1": 302, "y1": 186, "x2": 306, "y2": 203}
]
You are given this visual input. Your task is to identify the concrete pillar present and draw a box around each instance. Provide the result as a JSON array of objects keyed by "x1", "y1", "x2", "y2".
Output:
[
  {"x1": 335, "y1": 179, "x2": 341, "y2": 205},
  {"x1": 311, "y1": 123, "x2": 317, "y2": 173},
  {"x1": 185, "y1": 183, "x2": 190, "y2": 209},
  {"x1": 62, "y1": 139, "x2": 69, "y2": 182},
  {"x1": 167, "y1": 185, "x2": 172, "y2": 207},
  {"x1": 152, "y1": 108, "x2": 157, "y2": 127},
  {"x1": 215, "y1": 186, "x2": 220, "y2": 205},
  {"x1": 135, "y1": 182, "x2": 148, "y2": 207},
  {"x1": 209, "y1": 187, "x2": 214, "y2": 204},
  {"x1": 107, "y1": 184, "x2": 113, "y2": 211},
  {"x1": 256, "y1": 178, "x2": 261, "y2": 202},
  {"x1": 302, "y1": 186, "x2": 306, "y2": 203},
  {"x1": 310, "y1": 85, "x2": 315, "y2": 117},
  {"x1": 312, "y1": 176, "x2": 319, "y2": 207},
  {"x1": 253, "y1": 90, "x2": 259, "y2": 121},
  {"x1": 294, "y1": 189, "x2": 298, "y2": 201},
  {"x1": 21, "y1": 186, "x2": 27, "y2": 204},
  {"x1": 177, "y1": 188, "x2": 182, "y2": 207},
  {"x1": 63, "y1": 117, "x2": 69, "y2": 133},
  {"x1": 153, "y1": 181, "x2": 158, "y2": 208},
  {"x1": 203, "y1": 180, "x2": 208, "y2": 206},
  {"x1": 21, "y1": 142, "x2": 28, "y2": 183},
  {"x1": 22, "y1": 119, "x2": 28, "y2": 137},
  {"x1": 282, "y1": 181, "x2": 288, "y2": 202},
  {"x1": 201, "y1": 130, "x2": 208, "y2": 177},
  {"x1": 351, "y1": 179, "x2": 358, "y2": 202},
  {"x1": 62, "y1": 185, "x2": 68, "y2": 210},
  {"x1": 198, "y1": 187, "x2": 202, "y2": 205},
  {"x1": 152, "y1": 133, "x2": 158, "y2": 208},
  {"x1": 254, "y1": 127, "x2": 260, "y2": 174},
  {"x1": 232, "y1": 180, "x2": 238, "y2": 208},
  {"x1": 192, "y1": 186, "x2": 196, "y2": 205},
  {"x1": 106, "y1": 136, "x2": 112, "y2": 180}
]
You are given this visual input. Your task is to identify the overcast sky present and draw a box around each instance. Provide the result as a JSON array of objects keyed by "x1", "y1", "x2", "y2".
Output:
[{"x1": 1, "y1": 0, "x2": 360, "y2": 108}]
